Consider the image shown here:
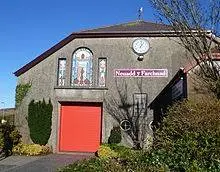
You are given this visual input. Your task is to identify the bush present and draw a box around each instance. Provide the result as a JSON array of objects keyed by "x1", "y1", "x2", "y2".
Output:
[
  {"x1": 147, "y1": 97, "x2": 220, "y2": 171},
  {"x1": 28, "y1": 99, "x2": 53, "y2": 145},
  {"x1": 154, "y1": 97, "x2": 220, "y2": 148},
  {"x1": 12, "y1": 143, "x2": 51, "y2": 156},
  {"x1": 97, "y1": 145, "x2": 118, "y2": 159},
  {"x1": 60, "y1": 145, "x2": 159, "y2": 172},
  {"x1": 0, "y1": 123, "x2": 21, "y2": 156},
  {"x1": 0, "y1": 133, "x2": 3, "y2": 148},
  {"x1": 108, "y1": 144, "x2": 142, "y2": 160},
  {"x1": 59, "y1": 158, "x2": 105, "y2": 172},
  {"x1": 60, "y1": 97, "x2": 220, "y2": 172},
  {"x1": 108, "y1": 126, "x2": 122, "y2": 144}
]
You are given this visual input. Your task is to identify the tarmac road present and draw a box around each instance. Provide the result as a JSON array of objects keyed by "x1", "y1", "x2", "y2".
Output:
[{"x1": 0, "y1": 153, "x2": 93, "y2": 172}]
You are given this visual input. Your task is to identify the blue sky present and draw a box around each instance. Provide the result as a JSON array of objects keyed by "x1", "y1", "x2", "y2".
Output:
[{"x1": 0, "y1": 0, "x2": 156, "y2": 108}]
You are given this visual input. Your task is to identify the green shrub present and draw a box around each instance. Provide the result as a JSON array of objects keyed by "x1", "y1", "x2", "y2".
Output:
[
  {"x1": 60, "y1": 144, "x2": 154, "y2": 172},
  {"x1": 147, "y1": 96, "x2": 220, "y2": 171},
  {"x1": 12, "y1": 143, "x2": 51, "y2": 156},
  {"x1": 28, "y1": 99, "x2": 53, "y2": 145},
  {"x1": 108, "y1": 126, "x2": 122, "y2": 144},
  {"x1": 0, "y1": 132, "x2": 3, "y2": 148},
  {"x1": 108, "y1": 144, "x2": 142, "y2": 160},
  {"x1": 154, "y1": 97, "x2": 220, "y2": 149},
  {"x1": 0, "y1": 123, "x2": 21, "y2": 156},
  {"x1": 15, "y1": 83, "x2": 31, "y2": 107},
  {"x1": 0, "y1": 123, "x2": 21, "y2": 149},
  {"x1": 60, "y1": 150, "x2": 162, "y2": 172},
  {"x1": 58, "y1": 158, "x2": 105, "y2": 172}
]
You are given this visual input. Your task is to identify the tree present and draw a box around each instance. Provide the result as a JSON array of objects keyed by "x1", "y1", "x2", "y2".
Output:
[
  {"x1": 104, "y1": 79, "x2": 149, "y2": 149},
  {"x1": 148, "y1": 0, "x2": 220, "y2": 98}
]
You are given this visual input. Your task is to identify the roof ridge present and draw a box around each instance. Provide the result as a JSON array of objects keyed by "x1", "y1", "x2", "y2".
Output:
[
  {"x1": 79, "y1": 20, "x2": 171, "y2": 33},
  {"x1": 79, "y1": 20, "x2": 139, "y2": 32},
  {"x1": 141, "y1": 20, "x2": 172, "y2": 27}
]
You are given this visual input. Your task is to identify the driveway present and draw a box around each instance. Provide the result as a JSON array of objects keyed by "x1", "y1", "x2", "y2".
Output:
[{"x1": 0, "y1": 153, "x2": 94, "y2": 172}]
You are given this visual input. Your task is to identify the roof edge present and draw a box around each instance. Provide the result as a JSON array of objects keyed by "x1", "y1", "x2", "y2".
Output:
[{"x1": 14, "y1": 33, "x2": 75, "y2": 76}]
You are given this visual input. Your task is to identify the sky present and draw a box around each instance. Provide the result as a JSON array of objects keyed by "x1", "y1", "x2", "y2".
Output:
[{"x1": 0, "y1": 0, "x2": 157, "y2": 108}]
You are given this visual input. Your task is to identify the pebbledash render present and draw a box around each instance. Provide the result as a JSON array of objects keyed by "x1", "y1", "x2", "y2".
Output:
[{"x1": 14, "y1": 21, "x2": 189, "y2": 153}]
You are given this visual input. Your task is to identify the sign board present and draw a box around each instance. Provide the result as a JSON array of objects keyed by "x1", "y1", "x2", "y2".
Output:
[{"x1": 114, "y1": 69, "x2": 168, "y2": 77}]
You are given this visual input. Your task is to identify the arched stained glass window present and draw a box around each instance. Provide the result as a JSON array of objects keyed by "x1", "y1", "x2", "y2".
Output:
[{"x1": 71, "y1": 48, "x2": 93, "y2": 86}]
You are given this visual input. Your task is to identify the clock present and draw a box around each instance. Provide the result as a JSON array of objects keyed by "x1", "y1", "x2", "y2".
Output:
[{"x1": 132, "y1": 38, "x2": 150, "y2": 55}]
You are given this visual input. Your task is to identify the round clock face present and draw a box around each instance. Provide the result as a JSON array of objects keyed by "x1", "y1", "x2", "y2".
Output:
[{"x1": 132, "y1": 38, "x2": 149, "y2": 55}]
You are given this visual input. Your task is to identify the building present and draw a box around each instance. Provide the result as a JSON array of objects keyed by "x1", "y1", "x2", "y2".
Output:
[{"x1": 14, "y1": 20, "x2": 198, "y2": 153}]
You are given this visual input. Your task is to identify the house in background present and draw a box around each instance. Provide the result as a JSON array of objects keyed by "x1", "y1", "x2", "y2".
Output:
[
  {"x1": 14, "y1": 20, "x2": 200, "y2": 153},
  {"x1": 0, "y1": 108, "x2": 15, "y2": 125}
]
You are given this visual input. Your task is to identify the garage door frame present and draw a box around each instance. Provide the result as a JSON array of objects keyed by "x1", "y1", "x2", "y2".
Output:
[{"x1": 57, "y1": 102, "x2": 103, "y2": 153}]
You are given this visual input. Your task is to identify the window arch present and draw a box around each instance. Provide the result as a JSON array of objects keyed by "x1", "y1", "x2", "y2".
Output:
[{"x1": 71, "y1": 48, "x2": 93, "y2": 86}]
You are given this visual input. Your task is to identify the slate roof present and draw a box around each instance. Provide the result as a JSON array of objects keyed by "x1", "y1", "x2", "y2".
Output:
[{"x1": 81, "y1": 20, "x2": 173, "y2": 32}]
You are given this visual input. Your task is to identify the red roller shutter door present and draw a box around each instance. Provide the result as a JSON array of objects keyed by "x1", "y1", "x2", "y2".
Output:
[{"x1": 59, "y1": 103, "x2": 101, "y2": 152}]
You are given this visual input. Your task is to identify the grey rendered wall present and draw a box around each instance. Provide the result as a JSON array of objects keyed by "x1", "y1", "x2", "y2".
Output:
[
  {"x1": 16, "y1": 52, "x2": 58, "y2": 150},
  {"x1": 16, "y1": 36, "x2": 188, "y2": 152}
]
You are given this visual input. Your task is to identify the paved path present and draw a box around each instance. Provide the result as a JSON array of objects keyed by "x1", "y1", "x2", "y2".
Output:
[{"x1": 0, "y1": 154, "x2": 94, "y2": 172}]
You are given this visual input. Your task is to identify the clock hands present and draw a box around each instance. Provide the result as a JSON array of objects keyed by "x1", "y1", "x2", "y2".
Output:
[{"x1": 140, "y1": 41, "x2": 144, "y2": 48}]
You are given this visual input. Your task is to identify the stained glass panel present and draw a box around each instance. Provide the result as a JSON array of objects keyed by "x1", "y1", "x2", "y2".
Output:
[
  {"x1": 98, "y1": 58, "x2": 107, "y2": 87},
  {"x1": 71, "y1": 48, "x2": 93, "y2": 86},
  {"x1": 58, "y1": 58, "x2": 66, "y2": 86}
]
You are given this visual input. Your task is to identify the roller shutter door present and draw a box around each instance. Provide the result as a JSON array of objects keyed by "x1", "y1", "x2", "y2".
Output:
[{"x1": 59, "y1": 103, "x2": 102, "y2": 152}]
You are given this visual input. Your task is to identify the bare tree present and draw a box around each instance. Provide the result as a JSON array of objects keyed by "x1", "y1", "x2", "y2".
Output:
[
  {"x1": 149, "y1": 0, "x2": 220, "y2": 98},
  {"x1": 104, "y1": 79, "x2": 149, "y2": 149}
]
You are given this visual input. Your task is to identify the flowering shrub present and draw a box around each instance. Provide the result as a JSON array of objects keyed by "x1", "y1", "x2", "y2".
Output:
[
  {"x1": 12, "y1": 143, "x2": 51, "y2": 156},
  {"x1": 97, "y1": 145, "x2": 118, "y2": 159}
]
